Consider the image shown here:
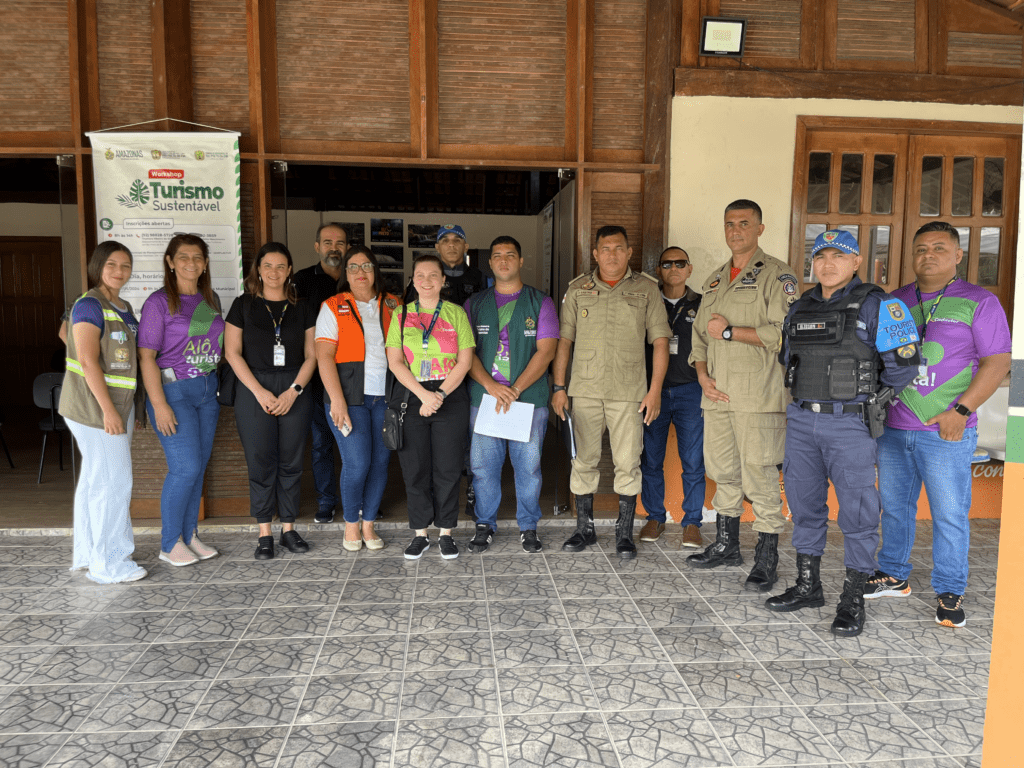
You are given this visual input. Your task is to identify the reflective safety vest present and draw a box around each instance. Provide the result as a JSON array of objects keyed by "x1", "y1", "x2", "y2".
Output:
[{"x1": 60, "y1": 288, "x2": 141, "y2": 428}]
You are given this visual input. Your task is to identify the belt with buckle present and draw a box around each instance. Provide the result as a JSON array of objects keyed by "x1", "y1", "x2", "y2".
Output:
[{"x1": 799, "y1": 401, "x2": 864, "y2": 415}]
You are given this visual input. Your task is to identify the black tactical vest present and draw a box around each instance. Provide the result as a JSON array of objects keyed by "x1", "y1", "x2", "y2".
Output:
[{"x1": 785, "y1": 283, "x2": 883, "y2": 401}]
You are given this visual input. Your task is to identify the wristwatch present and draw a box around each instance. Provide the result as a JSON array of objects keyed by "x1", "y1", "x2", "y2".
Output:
[
  {"x1": 290, "y1": 383, "x2": 303, "y2": 394},
  {"x1": 722, "y1": 326, "x2": 734, "y2": 341},
  {"x1": 953, "y1": 402, "x2": 972, "y2": 417},
  {"x1": 552, "y1": 384, "x2": 567, "y2": 393}
]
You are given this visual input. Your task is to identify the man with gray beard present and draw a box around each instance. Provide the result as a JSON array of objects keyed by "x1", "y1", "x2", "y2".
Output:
[{"x1": 293, "y1": 222, "x2": 348, "y2": 523}]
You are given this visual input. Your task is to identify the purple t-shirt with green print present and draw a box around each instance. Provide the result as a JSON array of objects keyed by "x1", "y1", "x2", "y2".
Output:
[
  {"x1": 886, "y1": 279, "x2": 1010, "y2": 432},
  {"x1": 138, "y1": 289, "x2": 225, "y2": 381}
]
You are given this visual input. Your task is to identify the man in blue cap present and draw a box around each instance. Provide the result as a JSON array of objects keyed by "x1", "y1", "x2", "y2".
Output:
[
  {"x1": 765, "y1": 229, "x2": 921, "y2": 638},
  {"x1": 404, "y1": 224, "x2": 491, "y2": 521}
]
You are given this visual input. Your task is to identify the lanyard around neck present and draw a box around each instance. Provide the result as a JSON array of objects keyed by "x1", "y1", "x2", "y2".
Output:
[
  {"x1": 415, "y1": 301, "x2": 443, "y2": 350},
  {"x1": 262, "y1": 298, "x2": 287, "y2": 342},
  {"x1": 914, "y1": 277, "x2": 956, "y2": 343}
]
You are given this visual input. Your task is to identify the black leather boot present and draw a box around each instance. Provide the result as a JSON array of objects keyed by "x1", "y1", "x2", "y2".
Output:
[
  {"x1": 832, "y1": 568, "x2": 870, "y2": 637},
  {"x1": 685, "y1": 515, "x2": 743, "y2": 569},
  {"x1": 744, "y1": 532, "x2": 779, "y2": 592},
  {"x1": 562, "y1": 494, "x2": 596, "y2": 552},
  {"x1": 765, "y1": 553, "x2": 824, "y2": 612},
  {"x1": 615, "y1": 495, "x2": 638, "y2": 560}
]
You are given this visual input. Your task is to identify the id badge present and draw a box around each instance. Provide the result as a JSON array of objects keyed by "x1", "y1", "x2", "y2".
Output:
[
  {"x1": 669, "y1": 335, "x2": 679, "y2": 356},
  {"x1": 273, "y1": 343, "x2": 286, "y2": 367},
  {"x1": 419, "y1": 359, "x2": 432, "y2": 379}
]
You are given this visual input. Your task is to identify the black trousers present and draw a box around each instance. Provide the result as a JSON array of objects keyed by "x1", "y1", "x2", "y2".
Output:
[
  {"x1": 234, "y1": 368, "x2": 312, "y2": 524},
  {"x1": 396, "y1": 381, "x2": 469, "y2": 531}
]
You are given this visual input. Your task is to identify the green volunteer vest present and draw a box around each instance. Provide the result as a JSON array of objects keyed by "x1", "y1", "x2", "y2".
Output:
[
  {"x1": 60, "y1": 288, "x2": 140, "y2": 429},
  {"x1": 468, "y1": 285, "x2": 549, "y2": 409}
]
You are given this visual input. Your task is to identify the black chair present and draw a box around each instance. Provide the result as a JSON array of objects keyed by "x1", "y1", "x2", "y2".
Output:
[
  {"x1": 0, "y1": 402, "x2": 13, "y2": 469},
  {"x1": 33, "y1": 372, "x2": 74, "y2": 484}
]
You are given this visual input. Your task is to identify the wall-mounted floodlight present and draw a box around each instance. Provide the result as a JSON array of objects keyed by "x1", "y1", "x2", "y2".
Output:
[{"x1": 699, "y1": 17, "x2": 746, "y2": 57}]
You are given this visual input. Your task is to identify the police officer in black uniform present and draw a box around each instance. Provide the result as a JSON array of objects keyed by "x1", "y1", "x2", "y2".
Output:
[{"x1": 766, "y1": 230, "x2": 920, "y2": 637}]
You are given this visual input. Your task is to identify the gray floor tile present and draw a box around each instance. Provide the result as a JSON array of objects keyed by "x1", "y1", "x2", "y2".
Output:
[
  {"x1": 217, "y1": 637, "x2": 321, "y2": 679},
  {"x1": 69, "y1": 611, "x2": 173, "y2": 646},
  {"x1": 31, "y1": 585, "x2": 123, "y2": 615},
  {"x1": 346, "y1": 557, "x2": 419, "y2": 580},
  {"x1": 189, "y1": 677, "x2": 306, "y2": 729},
  {"x1": 731, "y1": 623, "x2": 842, "y2": 662},
  {"x1": 504, "y1": 712, "x2": 618, "y2": 768},
  {"x1": 45, "y1": 730, "x2": 177, "y2": 768},
  {"x1": 0, "y1": 614, "x2": 92, "y2": 647},
  {"x1": 0, "y1": 567, "x2": 72, "y2": 590},
  {"x1": 186, "y1": 583, "x2": 273, "y2": 611},
  {"x1": 491, "y1": 629, "x2": 584, "y2": 668},
  {"x1": 415, "y1": 553, "x2": 485, "y2": 577},
  {"x1": 484, "y1": 553, "x2": 554, "y2": 576},
  {"x1": 328, "y1": 602, "x2": 411, "y2": 636},
  {"x1": 710, "y1": 595, "x2": 809, "y2": 625},
  {"x1": 497, "y1": 665, "x2": 598, "y2": 714},
  {"x1": 764, "y1": 659, "x2": 884, "y2": 705},
  {"x1": 634, "y1": 596, "x2": 721, "y2": 627},
  {"x1": 574, "y1": 627, "x2": 665, "y2": 666},
  {"x1": 399, "y1": 668, "x2": 499, "y2": 720},
  {"x1": 676, "y1": 660, "x2": 793, "y2": 709},
  {"x1": 154, "y1": 608, "x2": 255, "y2": 643},
  {"x1": 491, "y1": 599, "x2": 570, "y2": 632},
  {"x1": 296, "y1": 672, "x2": 403, "y2": 724},
  {"x1": 410, "y1": 599, "x2": 490, "y2": 633},
  {"x1": 848, "y1": 655, "x2": 972, "y2": 703},
  {"x1": 586, "y1": 663, "x2": 697, "y2": 712},
  {"x1": 0, "y1": 683, "x2": 109, "y2": 734},
  {"x1": 932, "y1": 653, "x2": 990, "y2": 697},
  {"x1": 0, "y1": 647, "x2": 55, "y2": 686},
  {"x1": 704, "y1": 704, "x2": 844, "y2": 766},
  {"x1": 405, "y1": 630, "x2": 493, "y2": 671},
  {"x1": 555, "y1": 572, "x2": 631, "y2": 599},
  {"x1": 314, "y1": 634, "x2": 408, "y2": 675},
  {"x1": 337, "y1": 577, "x2": 414, "y2": 605},
  {"x1": 277, "y1": 557, "x2": 354, "y2": 582},
  {"x1": 241, "y1": 605, "x2": 334, "y2": 640},
  {"x1": 277, "y1": 721, "x2": 396, "y2": 768},
  {"x1": 104, "y1": 583, "x2": 201, "y2": 612},
  {"x1": 211, "y1": 560, "x2": 286, "y2": 584},
  {"x1": 561, "y1": 598, "x2": 648, "y2": 629},
  {"x1": 653, "y1": 625, "x2": 756, "y2": 664},
  {"x1": 0, "y1": 733, "x2": 70, "y2": 768},
  {"x1": 161, "y1": 726, "x2": 288, "y2": 768},
  {"x1": 122, "y1": 641, "x2": 234, "y2": 683},
  {"x1": 394, "y1": 716, "x2": 504, "y2": 768},
  {"x1": 545, "y1": 552, "x2": 616, "y2": 575},
  {"x1": 805, "y1": 702, "x2": 948, "y2": 763},
  {"x1": 26, "y1": 643, "x2": 143, "y2": 685},
  {"x1": 413, "y1": 575, "x2": 486, "y2": 602},
  {"x1": 263, "y1": 581, "x2": 343, "y2": 608},
  {"x1": 487, "y1": 573, "x2": 561, "y2": 600},
  {"x1": 895, "y1": 698, "x2": 986, "y2": 758},
  {"x1": 77, "y1": 681, "x2": 207, "y2": 732},
  {"x1": 880, "y1": 620, "x2": 991, "y2": 656},
  {"x1": 605, "y1": 708, "x2": 735, "y2": 768}
]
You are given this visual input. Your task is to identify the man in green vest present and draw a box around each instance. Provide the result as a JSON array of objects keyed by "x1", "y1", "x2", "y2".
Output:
[{"x1": 464, "y1": 236, "x2": 559, "y2": 552}]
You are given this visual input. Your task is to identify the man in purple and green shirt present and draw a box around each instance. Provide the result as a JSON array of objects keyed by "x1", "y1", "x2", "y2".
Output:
[{"x1": 867, "y1": 221, "x2": 1010, "y2": 629}]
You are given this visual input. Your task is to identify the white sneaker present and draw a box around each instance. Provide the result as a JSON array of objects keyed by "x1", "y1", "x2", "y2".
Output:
[
  {"x1": 187, "y1": 534, "x2": 219, "y2": 560},
  {"x1": 159, "y1": 540, "x2": 199, "y2": 567}
]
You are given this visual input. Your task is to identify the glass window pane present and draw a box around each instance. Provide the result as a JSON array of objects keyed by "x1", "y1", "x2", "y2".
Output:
[
  {"x1": 951, "y1": 157, "x2": 974, "y2": 217},
  {"x1": 869, "y1": 226, "x2": 890, "y2": 285},
  {"x1": 872, "y1": 154, "x2": 895, "y2": 215},
  {"x1": 804, "y1": 223, "x2": 826, "y2": 282},
  {"x1": 983, "y1": 158, "x2": 1004, "y2": 216},
  {"x1": 839, "y1": 154, "x2": 863, "y2": 214},
  {"x1": 807, "y1": 153, "x2": 831, "y2": 214},
  {"x1": 979, "y1": 227, "x2": 1001, "y2": 286},
  {"x1": 920, "y1": 156, "x2": 942, "y2": 216},
  {"x1": 955, "y1": 228, "x2": 970, "y2": 282}
]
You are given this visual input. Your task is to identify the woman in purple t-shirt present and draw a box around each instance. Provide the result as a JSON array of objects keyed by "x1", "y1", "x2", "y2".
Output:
[{"x1": 138, "y1": 234, "x2": 225, "y2": 567}]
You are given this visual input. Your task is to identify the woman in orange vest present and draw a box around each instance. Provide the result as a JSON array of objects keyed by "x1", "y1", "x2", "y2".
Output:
[{"x1": 316, "y1": 246, "x2": 399, "y2": 550}]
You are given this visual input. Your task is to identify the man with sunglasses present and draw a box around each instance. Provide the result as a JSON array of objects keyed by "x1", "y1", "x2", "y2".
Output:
[{"x1": 639, "y1": 248, "x2": 706, "y2": 549}]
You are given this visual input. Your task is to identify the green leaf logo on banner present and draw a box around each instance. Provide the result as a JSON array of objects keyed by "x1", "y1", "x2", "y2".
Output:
[{"x1": 116, "y1": 179, "x2": 150, "y2": 209}]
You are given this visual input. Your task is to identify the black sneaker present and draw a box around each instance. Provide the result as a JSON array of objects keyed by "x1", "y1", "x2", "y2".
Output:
[
  {"x1": 863, "y1": 570, "x2": 912, "y2": 599},
  {"x1": 404, "y1": 536, "x2": 430, "y2": 560},
  {"x1": 468, "y1": 524, "x2": 494, "y2": 553},
  {"x1": 521, "y1": 530, "x2": 542, "y2": 553},
  {"x1": 438, "y1": 535, "x2": 460, "y2": 560},
  {"x1": 315, "y1": 509, "x2": 334, "y2": 524},
  {"x1": 936, "y1": 592, "x2": 966, "y2": 628}
]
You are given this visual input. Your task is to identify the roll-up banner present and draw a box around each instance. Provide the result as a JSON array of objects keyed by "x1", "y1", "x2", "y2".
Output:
[{"x1": 86, "y1": 131, "x2": 243, "y2": 304}]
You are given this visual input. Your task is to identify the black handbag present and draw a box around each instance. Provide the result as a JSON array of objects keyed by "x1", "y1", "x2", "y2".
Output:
[{"x1": 382, "y1": 304, "x2": 409, "y2": 450}]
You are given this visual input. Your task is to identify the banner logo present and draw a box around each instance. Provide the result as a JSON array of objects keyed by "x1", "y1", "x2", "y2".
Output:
[
  {"x1": 117, "y1": 180, "x2": 151, "y2": 209},
  {"x1": 151, "y1": 150, "x2": 162, "y2": 160},
  {"x1": 195, "y1": 150, "x2": 205, "y2": 160}
]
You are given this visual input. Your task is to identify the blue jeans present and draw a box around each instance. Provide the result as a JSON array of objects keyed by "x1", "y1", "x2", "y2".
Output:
[
  {"x1": 469, "y1": 405, "x2": 548, "y2": 531},
  {"x1": 640, "y1": 382, "x2": 706, "y2": 527},
  {"x1": 310, "y1": 382, "x2": 339, "y2": 513},
  {"x1": 147, "y1": 374, "x2": 220, "y2": 553},
  {"x1": 876, "y1": 426, "x2": 978, "y2": 595},
  {"x1": 326, "y1": 396, "x2": 391, "y2": 523}
]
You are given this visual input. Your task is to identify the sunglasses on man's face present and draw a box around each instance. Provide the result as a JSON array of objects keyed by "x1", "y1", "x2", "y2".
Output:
[{"x1": 660, "y1": 260, "x2": 689, "y2": 270}]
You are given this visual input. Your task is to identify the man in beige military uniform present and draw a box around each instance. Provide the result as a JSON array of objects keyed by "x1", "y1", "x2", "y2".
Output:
[
  {"x1": 686, "y1": 199, "x2": 797, "y2": 591},
  {"x1": 552, "y1": 225, "x2": 672, "y2": 559}
]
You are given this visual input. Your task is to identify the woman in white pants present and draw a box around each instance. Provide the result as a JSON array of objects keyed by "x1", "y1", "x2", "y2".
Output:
[{"x1": 60, "y1": 241, "x2": 147, "y2": 584}]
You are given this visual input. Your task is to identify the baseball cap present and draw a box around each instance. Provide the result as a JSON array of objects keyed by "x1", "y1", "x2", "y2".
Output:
[
  {"x1": 436, "y1": 224, "x2": 467, "y2": 243},
  {"x1": 812, "y1": 229, "x2": 859, "y2": 257}
]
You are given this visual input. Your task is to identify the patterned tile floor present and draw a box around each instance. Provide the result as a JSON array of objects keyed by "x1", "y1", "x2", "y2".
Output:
[{"x1": 0, "y1": 519, "x2": 996, "y2": 768}]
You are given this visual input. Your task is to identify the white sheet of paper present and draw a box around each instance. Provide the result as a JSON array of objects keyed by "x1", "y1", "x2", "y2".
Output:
[{"x1": 474, "y1": 394, "x2": 535, "y2": 443}]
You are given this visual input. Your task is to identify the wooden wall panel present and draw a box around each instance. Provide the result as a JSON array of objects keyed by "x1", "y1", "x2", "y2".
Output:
[
  {"x1": 948, "y1": 32, "x2": 1023, "y2": 69},
  {"x1": 0, "y1": 0, "x2": 71, "y2": 132},
  {"x1": 437, "y1": 0, "x2": 566, "y2": 147},
  {"x1": 836, "y1": 0, "x2": 917, "y2": 62},
  {"x1": 191, "y1": 0, "x2": 250, "y2": 135},
  {"x1": 591, "y1": 0, "x2": 646, "y2": 152},
  {"x1": 590, "y1": 189, "x2": 644, "y2": 271},
  {"x1": 720, "y1": 0, "x2": 802, "y2": 59},
  {"x1": 276, "y1": 0, "x2": 411, "y2": 143},
  {"x1": 96, "y1": 0, "x2": 157, "y2": 129}
]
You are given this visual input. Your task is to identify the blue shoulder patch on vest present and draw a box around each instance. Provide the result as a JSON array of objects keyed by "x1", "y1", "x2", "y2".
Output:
[{"x1": 875, "y1": 298, "x2": 920, "y2": 352}]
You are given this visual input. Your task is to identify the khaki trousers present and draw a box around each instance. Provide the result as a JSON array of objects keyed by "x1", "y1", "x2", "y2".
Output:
[
  {"x1": 570, "y1": 397, "x2": 643, "y2": 496},
  {"x1": 704, "y1": 410, "x2": 786, "y2": 534}
]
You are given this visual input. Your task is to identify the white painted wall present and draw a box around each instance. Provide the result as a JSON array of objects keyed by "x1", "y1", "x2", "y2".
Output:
[
  {"x1": 0, "y1": 202, "x2": 83, "y2": 306},
  {"x1": 669, "y1": 96, "x2": 1024, "y2": 288}
]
